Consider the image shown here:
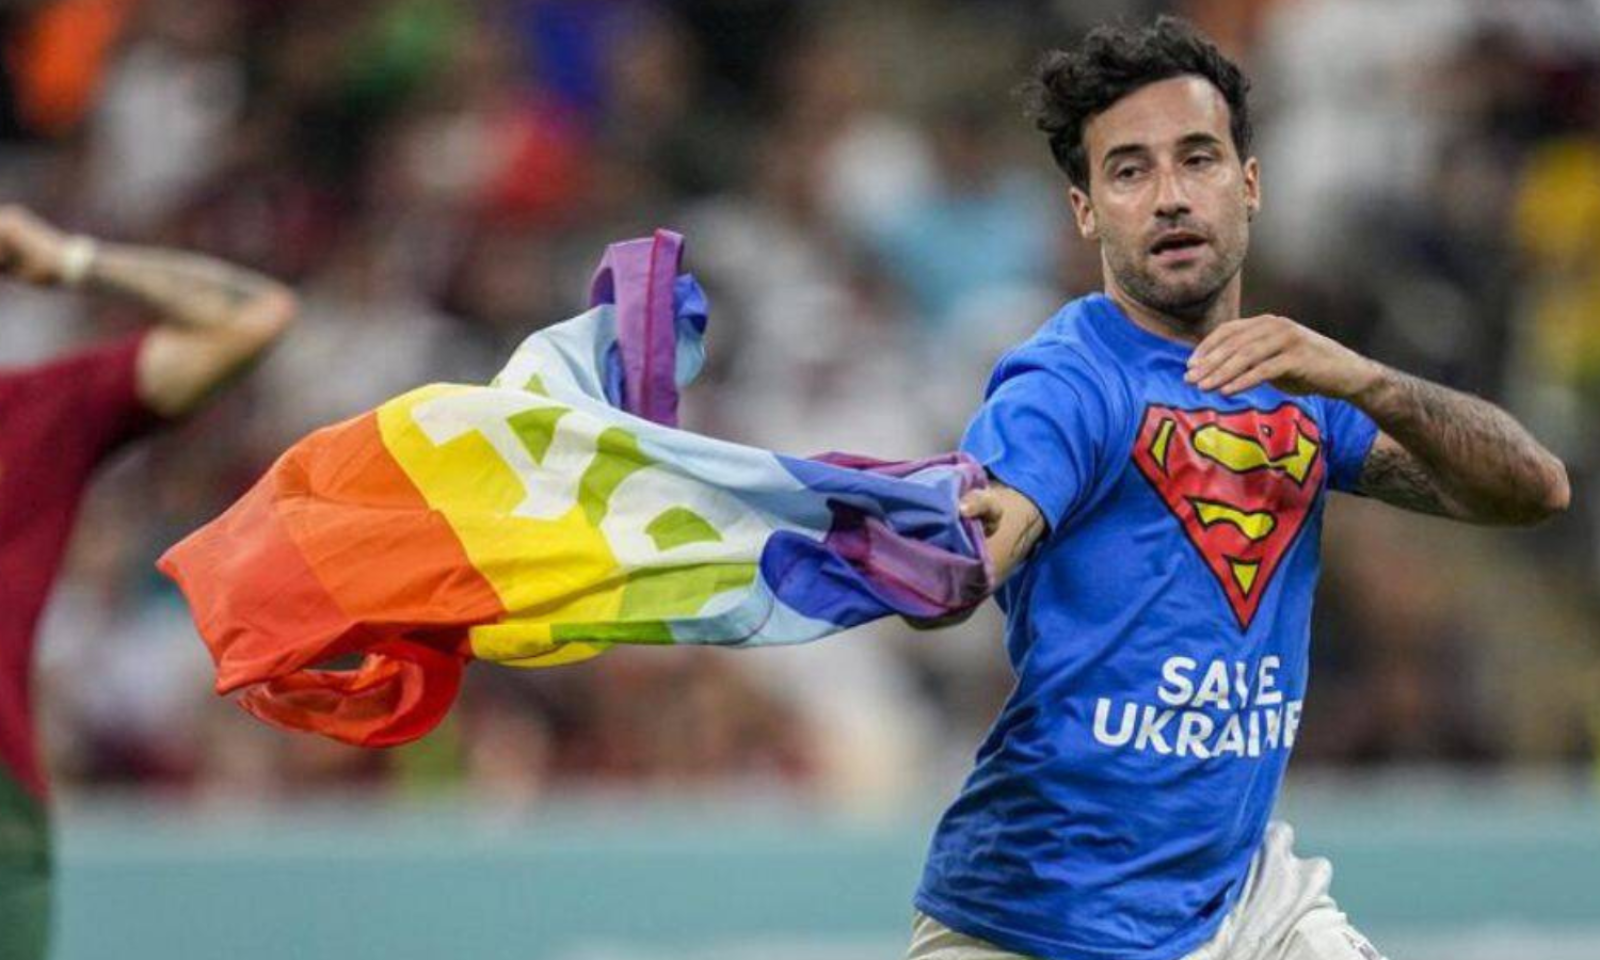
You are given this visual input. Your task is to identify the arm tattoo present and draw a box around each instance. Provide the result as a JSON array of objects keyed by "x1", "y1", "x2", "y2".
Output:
[
  {"x1": 982, "y1": 484, "x2": 1049, "y2": 588},
  {"x1": 85, "y1": 245, "x2": 284, "y2": 330},
  {"x1": 1355, "y1": 367, "x2": 1567, "y2": 525},
  {"x1": 1356, "y1": 438, "x2": 1456, "y2": 519},
  {"x1": 1000, "y1": 508, "x2": 1048, "y2": 570}
]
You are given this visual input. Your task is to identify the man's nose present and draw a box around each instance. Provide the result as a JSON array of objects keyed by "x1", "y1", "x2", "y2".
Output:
[{"x1": 1153, "y1": 167, "x2": 1191, "y2": 219}]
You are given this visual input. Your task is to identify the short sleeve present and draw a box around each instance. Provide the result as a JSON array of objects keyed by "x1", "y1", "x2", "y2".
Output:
[
  {"x1": 11, "y1": 332, "x2": 160, "y2": 467},
  {"x1": 1321, "y1": 396, "x2": 1379, "y2": 493},
  {"x1": 960, "y1": 343, "x2": 1117, "y2": 532}
]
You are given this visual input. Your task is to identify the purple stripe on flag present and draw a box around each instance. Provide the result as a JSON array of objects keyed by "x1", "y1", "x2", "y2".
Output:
[
  {"x1": 765, "y1": 452, "x2": 994, "y2": 625},
  {"x1": 823, "y1": 502, "x2": 991, "y2": 615},
  {"x1": 589, "y1": 229, "x2": 685, "y2": 426},
  {"x1": 806, "y1": 450, "x2": 992, "y2": 569}
]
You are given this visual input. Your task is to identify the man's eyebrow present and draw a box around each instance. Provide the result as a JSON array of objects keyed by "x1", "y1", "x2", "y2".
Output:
[
  {"x1": 1177, "y1": 132, "x2": 1226, "y2": 150},
  {"x1": 1100, "y1": 143, "x2": 1150, "y2": 168},
  {"x1": 1099, "y1": 132, "x2": 1226, "y2": 169}
]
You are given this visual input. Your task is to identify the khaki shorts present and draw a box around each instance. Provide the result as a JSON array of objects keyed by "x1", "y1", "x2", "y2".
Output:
[{"x1": 908, "y1": 822, "x2": 1385, "y2": 960}]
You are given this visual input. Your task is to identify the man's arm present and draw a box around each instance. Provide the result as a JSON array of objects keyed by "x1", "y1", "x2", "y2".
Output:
[
  {"x1": 960, "y1": 482, "x2": 1048, "y2": 584},
  {"x1": 1186, "y1": 314, "x2": 1570, "y2": 525},
  {"x1": 0, "y1": 206, "x2": 297, "y2": 418},
  {"x1": 1350, "y1": 371, "x2": 1569, "y2": 524}
]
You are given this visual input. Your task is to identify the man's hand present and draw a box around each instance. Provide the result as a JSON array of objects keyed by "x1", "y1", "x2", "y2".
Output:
[
  {"x1": 959, "y1": 486, "x2": 1007, "y2": 537},
  {"x1": 0, "y1": 205, "x2": 78, "y2": 286},
  {"x1": 1184, "y1": 314, "x2": 1381, "y2": 399},
  {"x1": 961, "y1": 483, "x2": 1047, "y2": 588},
  {"x1": 906, "y1": 483, "x2": 1047, "y2": 631}
]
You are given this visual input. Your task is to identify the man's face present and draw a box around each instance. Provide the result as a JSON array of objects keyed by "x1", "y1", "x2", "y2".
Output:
[{"x1": 1069, "y1": 76, "x2": 1260, "y2": 319}]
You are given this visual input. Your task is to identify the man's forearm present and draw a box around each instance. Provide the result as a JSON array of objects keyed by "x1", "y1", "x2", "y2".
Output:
[
  {"x1": 86, "y1": 241, "x2": 297, "y2": 418},
  {"x1": 1352, "y1": 363, "x2": 1569, "y2": 525},
  {"x1": 85, "y1": 243, "x2": 290, "y2": 329},
  {"x1": 1184, "y1": 312, "x2": 1568, "y2": 525}
]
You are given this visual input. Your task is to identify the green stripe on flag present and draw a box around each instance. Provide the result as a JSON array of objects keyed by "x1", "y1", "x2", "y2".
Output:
[
  {"x1": 578, "y1": 428, "x2": 650, "y2": 525},
  {"x1": 645, "y1": 506, "x2": 724, "y2": 551}
]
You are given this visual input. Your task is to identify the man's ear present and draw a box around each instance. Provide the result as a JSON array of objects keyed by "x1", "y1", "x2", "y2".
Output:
[
  {"x1": 1243, "y1": 156, "x2": 1261, "y2": 221},
  {"x1": 1068, "y1": 185, "x2": 1097, "y2": 240}
]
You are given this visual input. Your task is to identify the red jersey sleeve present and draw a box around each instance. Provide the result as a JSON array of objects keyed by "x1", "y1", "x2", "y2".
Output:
[{"x1": 9, "y1": 330, "x2": 163, "y2": 467}]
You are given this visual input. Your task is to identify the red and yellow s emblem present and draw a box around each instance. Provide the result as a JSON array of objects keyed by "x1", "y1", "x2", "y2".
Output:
[{"x1": 1132, "y1": 404, "x2": 1324, "y2": 629}]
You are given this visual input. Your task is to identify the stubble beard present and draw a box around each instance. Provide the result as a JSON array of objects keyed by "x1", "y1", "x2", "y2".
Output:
[{"x1": 1107, "y1": 232, "x2": 1247, "y2": 324}]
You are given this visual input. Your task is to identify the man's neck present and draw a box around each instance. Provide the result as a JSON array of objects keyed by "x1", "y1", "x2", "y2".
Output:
[{"x1": 1105, "y1": 275, "x2": 1241, "y2": 346}]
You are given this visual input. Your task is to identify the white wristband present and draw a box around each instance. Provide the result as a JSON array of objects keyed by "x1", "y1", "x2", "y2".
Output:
[{"x1": 59, "y1": 235, "x2": 97, "y2": 288}]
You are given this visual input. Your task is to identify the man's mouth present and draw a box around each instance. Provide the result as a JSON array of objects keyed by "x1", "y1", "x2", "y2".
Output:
[{"x1": 1149, "y1": 231, "x2": 1209, "y2": 263}]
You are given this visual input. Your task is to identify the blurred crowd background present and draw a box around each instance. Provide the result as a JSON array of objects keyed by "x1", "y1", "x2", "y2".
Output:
[{"x1": 1, "y1": 0, "x2": 1598, "y2": 811}]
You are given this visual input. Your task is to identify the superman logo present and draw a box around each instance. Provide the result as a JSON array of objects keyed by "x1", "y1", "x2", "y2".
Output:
[{"x1": 1131, "y1": 404, "x2": 1324, "y2": 630}]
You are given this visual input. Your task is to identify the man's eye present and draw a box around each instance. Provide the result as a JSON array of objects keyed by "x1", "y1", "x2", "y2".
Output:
[
  {"x1": 1185, "y1": 154, "x2": 1217, "y2": 168},
  {"x1": 1115, "y1": 166, "x2": 1143, "y2": 181}
]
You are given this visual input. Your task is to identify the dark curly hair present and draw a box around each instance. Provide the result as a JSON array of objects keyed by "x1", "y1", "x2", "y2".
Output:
[{"x1": 1022, "y1": 16, "x2": 1253, "y2": 191}]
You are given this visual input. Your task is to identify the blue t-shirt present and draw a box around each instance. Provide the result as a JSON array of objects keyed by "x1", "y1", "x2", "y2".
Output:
[{"x1": 915, "y1": 293, "x2": 1379, "y2": 960}]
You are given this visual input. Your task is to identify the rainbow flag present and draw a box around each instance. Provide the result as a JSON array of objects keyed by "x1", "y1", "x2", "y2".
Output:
[{"x1": 159, "y1": 231, "x2": 991, "y2": 747}]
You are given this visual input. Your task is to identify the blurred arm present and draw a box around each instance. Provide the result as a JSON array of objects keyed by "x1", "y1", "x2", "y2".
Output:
[{"x1": 0, "y1": 205, "x2": 297, "y2": 418}]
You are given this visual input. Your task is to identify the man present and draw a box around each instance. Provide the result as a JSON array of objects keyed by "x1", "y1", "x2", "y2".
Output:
[
  {"x1": 911, "y1": 17, "x2": 1568, "y2": 960},
  {"x1": 0, "y1": 206, "x2": 296, "y2": 958}
]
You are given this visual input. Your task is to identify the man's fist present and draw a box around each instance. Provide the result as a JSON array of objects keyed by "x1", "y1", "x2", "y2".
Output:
[
  {"x1": 959, "y1": 487, "x2": 1007, "y2": 537},
  {"x1": 0, "y1": 205, "x2": 78, "y2": 287}
]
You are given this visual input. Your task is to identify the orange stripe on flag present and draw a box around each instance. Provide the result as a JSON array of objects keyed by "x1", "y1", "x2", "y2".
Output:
[{"x1": 159, "y1": 411, "x2": 506, "y2": 746}]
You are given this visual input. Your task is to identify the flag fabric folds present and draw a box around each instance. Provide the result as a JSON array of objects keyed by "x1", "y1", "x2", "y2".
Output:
[{"x1": 159, "y1": 230, "x2": 992, "y2": 747}]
